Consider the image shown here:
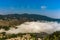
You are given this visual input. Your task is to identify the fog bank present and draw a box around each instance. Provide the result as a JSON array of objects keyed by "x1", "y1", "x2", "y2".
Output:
[{"x1": 5, "y1": 21, "x2": 60, "y2": 34}]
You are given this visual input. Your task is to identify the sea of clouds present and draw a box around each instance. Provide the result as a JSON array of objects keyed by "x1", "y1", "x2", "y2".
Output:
[{"x1": 0, "y1": 21, "x2": 60, "y2": 34}]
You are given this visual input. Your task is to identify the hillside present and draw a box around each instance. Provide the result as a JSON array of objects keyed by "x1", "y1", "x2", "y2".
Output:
[
  {"x1": 0, "y1": 13, "x2": 60, "y2": 21},
  {"x1": 0, "y1": 13, "x2": 60, "y2": 27}
]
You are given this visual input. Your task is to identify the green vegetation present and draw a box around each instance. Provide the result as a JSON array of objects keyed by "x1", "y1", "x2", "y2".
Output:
[
  {"x1": 0, "y1": 26, "x2": 10, "y2": 30},
  {"x1": 0, "y1": 31, "x2": 60, "y2": 40},
  {"x1": 44, "y1": 31, "x2": 60, "y2": 40}
]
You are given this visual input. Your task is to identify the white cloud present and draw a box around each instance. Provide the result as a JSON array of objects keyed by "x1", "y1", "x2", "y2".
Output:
[{"x1": 41, "y1": 6, "x2": 46, "y2": 10}]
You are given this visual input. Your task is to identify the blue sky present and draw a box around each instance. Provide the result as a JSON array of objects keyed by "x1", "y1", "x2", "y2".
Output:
[{"x1": 0, "y1": 0, "x2": 60, "y2": 18}]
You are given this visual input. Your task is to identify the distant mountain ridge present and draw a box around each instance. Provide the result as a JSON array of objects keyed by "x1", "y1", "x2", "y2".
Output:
[{"x1": 0, "y1": 13, "x2": 60, "y2": 22}]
